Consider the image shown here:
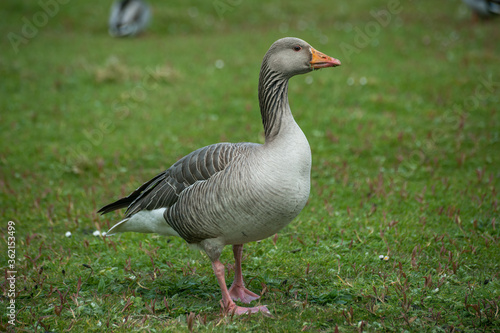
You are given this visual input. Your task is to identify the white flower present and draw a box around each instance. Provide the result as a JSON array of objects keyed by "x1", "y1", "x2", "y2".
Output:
[
  {"x1": 93, "y1": 230, "x2": 102, "y2": 237},
  {"x1": 379, "y1": 255, "x2": 384, "y2": 260},
  {"x1": 65, "y1": 231, "x2": 72, "y2": 238},
  {"x1": 215, "y1": 59, "x2": 224, "y2": 69}
]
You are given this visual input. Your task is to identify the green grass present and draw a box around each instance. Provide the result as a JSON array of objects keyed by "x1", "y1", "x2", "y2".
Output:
[{"x1": 1, "y1": 0, "x2": 499, "y2": 331}]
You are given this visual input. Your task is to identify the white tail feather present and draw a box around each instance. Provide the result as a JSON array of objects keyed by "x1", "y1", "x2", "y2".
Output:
[{"x1": 106, "y1": 208, "x2": 179, "y2": 237}]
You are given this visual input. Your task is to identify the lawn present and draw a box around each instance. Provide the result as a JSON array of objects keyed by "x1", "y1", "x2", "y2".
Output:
[{"x1": 1, "y1": 0, "x2": 499, "y2": 331}]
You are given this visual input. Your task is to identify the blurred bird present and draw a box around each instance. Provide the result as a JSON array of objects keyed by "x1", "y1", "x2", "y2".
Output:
[
  {"x1": 462, "y1": 0, "x2": 500, "y2": 18},
  {"x1": 109, "y1": 0, "x2": 151, "y2": 37}
]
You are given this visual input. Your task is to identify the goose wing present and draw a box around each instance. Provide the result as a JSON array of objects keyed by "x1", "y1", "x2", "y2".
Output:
[{"x1": 98, "y1": 142, "x2": 246, "y2": 217}]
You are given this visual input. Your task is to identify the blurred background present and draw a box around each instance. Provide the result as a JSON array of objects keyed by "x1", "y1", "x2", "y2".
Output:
[{"x1": 0, "y1": 0, "x2": 499, "y2": 331}]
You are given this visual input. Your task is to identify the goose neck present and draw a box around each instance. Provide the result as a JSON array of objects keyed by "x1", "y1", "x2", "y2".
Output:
[{"x1": 258, "y1": 65, "x2": 291, "y2": 142}]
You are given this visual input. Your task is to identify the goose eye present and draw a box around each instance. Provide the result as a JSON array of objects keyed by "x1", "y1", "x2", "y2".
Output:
[{"x1": 293, "y1": 45, "x2": 302, "y2": 52}]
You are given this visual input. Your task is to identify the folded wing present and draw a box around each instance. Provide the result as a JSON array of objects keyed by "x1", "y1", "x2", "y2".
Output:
[{"x1": 98, "y1": 142, "x2": 244, "y2": 217}]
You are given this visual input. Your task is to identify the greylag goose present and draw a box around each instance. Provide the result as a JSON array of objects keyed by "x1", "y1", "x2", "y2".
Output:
[
  {"x1": 99, "y1": 37, "x2": 341, "y2": 315},
  {"x1": 108, "y1": 0, "x2": 151, "y2": 37},
  {"x1": 462, "y1": 0, "x2": 500, "y2": 18}
]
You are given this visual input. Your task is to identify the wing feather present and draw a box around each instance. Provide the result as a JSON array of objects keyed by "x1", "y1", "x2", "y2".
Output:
[{"x1": 98, "y1": 142, "x2": 249, "y2": 218}]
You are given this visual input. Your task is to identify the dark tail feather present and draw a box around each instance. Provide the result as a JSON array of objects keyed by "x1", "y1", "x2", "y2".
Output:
[
  {"x1": 98, "y1": 172, "x2": 166, "y2": 215},
  {"x1": 98, "y1": 197, "x2": 133, "y2": 214}
]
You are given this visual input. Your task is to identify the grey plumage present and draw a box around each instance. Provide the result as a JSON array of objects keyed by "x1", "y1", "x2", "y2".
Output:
[
  {"x1": 462, "y1": 0, "x2": 500, "y2": 17},
  {"x1": 99, "y1": 142, "x2": 256, "y2": 243},
  {"x1": 99, "y1": 37, "x2": 341, "y2": 315},
  {"x1": 108, "y1": 0, "x2": 151, "y2": 37}
]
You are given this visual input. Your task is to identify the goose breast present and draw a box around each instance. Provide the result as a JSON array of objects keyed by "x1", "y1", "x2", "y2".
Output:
[{"x1": 165, "y1": 138, "x2": 311, "y2": 245}]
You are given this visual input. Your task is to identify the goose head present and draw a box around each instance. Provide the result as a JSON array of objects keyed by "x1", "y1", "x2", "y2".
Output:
[{"x1": 263, "y1": 37, "x2": 341, "y2": 78}]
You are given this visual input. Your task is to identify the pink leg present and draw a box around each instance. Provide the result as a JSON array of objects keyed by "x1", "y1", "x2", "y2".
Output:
[
  {"x1": 228, "y1": 244, "x2": 261, "y2": 303},
  {"x1": 211, "y1": 259, "x2": 270, "y2": 315}
]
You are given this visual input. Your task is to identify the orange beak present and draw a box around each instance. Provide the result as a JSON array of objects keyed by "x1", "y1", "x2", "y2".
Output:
[{"x1": 310, "y1": 47, "x2": 341, "y2": 69}]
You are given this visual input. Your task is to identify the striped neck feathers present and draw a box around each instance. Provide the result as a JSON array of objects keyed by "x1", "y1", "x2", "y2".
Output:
[{"x1": 258, "y1": 60, "x2": 291, "y2": 142}]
